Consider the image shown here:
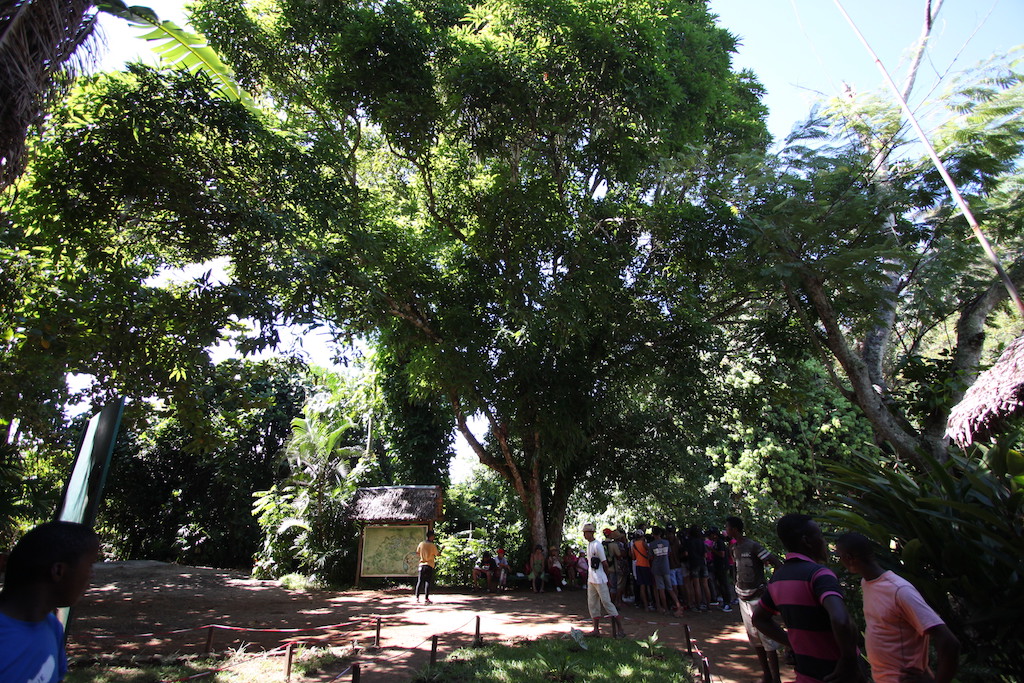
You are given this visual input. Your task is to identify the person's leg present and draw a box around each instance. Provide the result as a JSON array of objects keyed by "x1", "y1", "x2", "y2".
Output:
[
  {"x1": 424, "y1": 565, "x2": 434, "y2": 603},
  {"x1": 587, "y1": 584, "x2": 602, "y2": 636},
  {"x1": 597, "y1": 583, "x2": 626, "y2": 637},
  {"x1": 415, "y1": 564, "x2": 425, "y2": 601}
]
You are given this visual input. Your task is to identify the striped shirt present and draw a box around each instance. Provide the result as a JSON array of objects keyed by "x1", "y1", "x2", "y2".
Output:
[{"x1": 759, "y1": 552, "x2": 845, "y2": 682}]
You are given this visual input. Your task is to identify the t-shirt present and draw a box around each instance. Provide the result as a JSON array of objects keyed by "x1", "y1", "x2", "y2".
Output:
[
  {"x1": 668, "y1": 536, "x2": 683, "y2": 570},
  {"x1": 587, "y1": 539, "x2": 608, "y2": 585},
  {"x1": 862, "y1": 571, "x2": 945, "y2": 683},
  {"x1": 759, "y1": 553, "x2": 845, "y2": 683},
  {"x1": 649, "y1": 538, "x2": 671, "y2": 575},
  {"x1": 732, "y1": 537, "x2": 773, "y2": 598},
  {"x1": 711, "y1": 537, "x2": 729, "y2": 570},
  {"x1": 0, "y1": 612, "x2": 67, "y2": 683},
  {"x1": 684, "y1": 536, "x2": 705, "y2": 570},
  {"x1": 416, "y1": 541, "x2": 439, "y2": 568},
  {"x1": 632, "y1": 540, "x2": 651, "y2": 568},
  {"x1": 477, "y1": 557, "x2": 497, "y2": 571},
  {"x1": 601, "y1": 540, "x2": 620, "y2": 575}
]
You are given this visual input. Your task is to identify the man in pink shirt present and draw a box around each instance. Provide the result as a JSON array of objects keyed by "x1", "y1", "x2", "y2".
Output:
[{"x1": 836, "y1": 532, "x2": 960, "y2": 683}]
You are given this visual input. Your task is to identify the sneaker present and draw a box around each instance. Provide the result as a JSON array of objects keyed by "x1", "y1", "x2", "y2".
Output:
[
  {"x1": 556, "y1": 587, "x2": 562, "y2": 592},
  {"x1": 699, "y1": 604, "x2": 708, "y2": 612},
  {"x1": 721, "y1": 604, "x2": 732, "y2": 612}
]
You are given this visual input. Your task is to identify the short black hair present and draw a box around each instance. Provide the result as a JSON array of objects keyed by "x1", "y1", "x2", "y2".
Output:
[
  {"x1": 2, "y1": 521, "x2": 99, "y2": 589},
  {"x1": 776, "y1": 513, "x2": 815, "y2": 553},
  {"x1": 725, "y1": 516, "x2": 744, "y2": 533},
  {"x1": 652, "y1": 526, "x2": 664, "y2": 537},
  {"x1": 836, "y1": 532, "x2": 874, "y2": 561}
]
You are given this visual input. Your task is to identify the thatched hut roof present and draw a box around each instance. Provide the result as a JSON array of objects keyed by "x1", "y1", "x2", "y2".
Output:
[
  {"x1": 947, "y1": 333, "x2": 1024, "y2": 448},
  {"x1": 349, "y1": 486, "x2": 443, "y2": 523}
]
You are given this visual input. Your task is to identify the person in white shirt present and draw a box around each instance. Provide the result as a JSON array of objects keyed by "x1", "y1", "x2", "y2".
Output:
[{"x1": 582, "y1": 522, "x2": 628, "y2": 638}]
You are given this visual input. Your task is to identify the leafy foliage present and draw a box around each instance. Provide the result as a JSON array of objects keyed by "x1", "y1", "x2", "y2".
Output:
[
  {"x1": 99, "y1": 358, "x2": 307, "y2": 568},
  {"x1": 826, "y1": 440, "x2": 1024, "y2": 678}
]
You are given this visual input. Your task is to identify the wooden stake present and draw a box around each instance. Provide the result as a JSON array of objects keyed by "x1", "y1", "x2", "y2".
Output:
[
  {"x1": 204, "y1": 626, "x2": 214, "y2": 653},
  {"x1": 430, "y1": 635, "x2": 438, "y2": 665},
  {"x1": 351, "y1": 663, "x2": 361, "y2": 682},
  {"x1": 284, "y1": 642, "x2": 294, "y2": 682},
  {"x1": 374, "y1": 617, "x2": 381, "y2": 648}
]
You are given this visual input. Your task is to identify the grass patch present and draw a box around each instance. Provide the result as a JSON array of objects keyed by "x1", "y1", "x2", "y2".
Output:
[
  {"x1": 413, "y1": 632, "x2": 699, "y2": 682},
  {"x1": 66, "y1": 645, "x2": 350, "y2": 682}
]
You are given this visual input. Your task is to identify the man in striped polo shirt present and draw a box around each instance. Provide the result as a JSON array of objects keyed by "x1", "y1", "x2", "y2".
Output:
[{"x1": 752, "y1": 514, "x2": 863, "y2": 683}]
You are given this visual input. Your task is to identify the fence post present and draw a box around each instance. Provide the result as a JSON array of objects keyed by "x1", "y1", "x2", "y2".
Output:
[
  {"x1": 430, "y1": 635, "x2": 438, "y2": 665},
  {"x1": 284, "y1": 642, "x2": 294, "y2": 682},
  {"x1": 204, "y1": 626, "x2": 215, "y2": 654},
  {"x1": 374, "y1": 617, "x2": 381, "y2": 648},
  {"x1": 351, "y1": 663, "x2": 360, "y2": 682},
  {"x1": 701, "y1": 656, "x2": 711, "y2": 683},
  {"x1": 472, "y1": 615, "x2": 482, "y2": 647},
  {"x1": 684, "y1": 624, "x2": 692, "y2": 656}
]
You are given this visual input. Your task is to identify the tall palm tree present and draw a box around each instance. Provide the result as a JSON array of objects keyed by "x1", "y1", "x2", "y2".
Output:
[{"x1": 0, "y1": 0, "x2": 97, "y2": 190}]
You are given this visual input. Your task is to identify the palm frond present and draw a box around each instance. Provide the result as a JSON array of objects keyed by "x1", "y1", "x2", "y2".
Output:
[
  {"x1": 96, "y1": 1, "x2": 258, "y2": 113},
  {"x1": 0, "y1": 0, "x2": 98, "y2": 190}
]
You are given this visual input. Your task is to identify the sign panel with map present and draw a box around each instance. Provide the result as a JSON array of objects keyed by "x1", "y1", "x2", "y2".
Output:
[{"x1": 360, "y1": 524, "x2": 427, "y2": 577}]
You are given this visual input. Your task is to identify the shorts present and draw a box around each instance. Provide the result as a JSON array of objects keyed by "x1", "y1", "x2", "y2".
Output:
[
  {"x1": 636, "y1": 566, "x2": 654, "y2": 586},
  {"x1": 688, "y1": 563, "x2": 708, "y2": 579},
  {"x1": 653, "y1": 571, "x2": 670, "y2": 590},
  {"x1": 670, "y1": 568, "x2": 685, "y2": 586},
  {"x1": 739, "y1": 597, "x2": 779, "y2": 651}
]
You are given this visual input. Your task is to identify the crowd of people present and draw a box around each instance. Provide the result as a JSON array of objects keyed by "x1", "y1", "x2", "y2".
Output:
[
  {"x1": 429, "y1": 514, "x2": 961, "y2": 683},
  {"x1": 1, "y1": 515, "x2": 960, "y2": 683}
]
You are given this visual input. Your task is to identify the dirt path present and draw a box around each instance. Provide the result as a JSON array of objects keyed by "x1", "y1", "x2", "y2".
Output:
[{"x1": 69, "y1": 562, "x2": 792, "y2": 682}]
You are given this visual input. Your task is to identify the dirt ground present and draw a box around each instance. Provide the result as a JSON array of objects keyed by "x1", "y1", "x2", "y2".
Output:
[{"x1": 68, "y1": 562, "x2": 795, "y2": 682}]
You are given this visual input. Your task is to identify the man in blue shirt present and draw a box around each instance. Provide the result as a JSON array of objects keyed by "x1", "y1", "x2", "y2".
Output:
[{"x1": 0, "y1": 522, "x2": 100, "y2": 683}]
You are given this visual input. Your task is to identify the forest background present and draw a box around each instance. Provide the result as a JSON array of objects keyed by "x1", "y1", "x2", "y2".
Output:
[{"x1": 1, "y1": 0, "x2": 1022, "y2": 678}]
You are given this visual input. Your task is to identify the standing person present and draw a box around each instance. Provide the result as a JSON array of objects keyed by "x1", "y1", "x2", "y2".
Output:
[
  {"x1": 582, "y1": 523, "x2": 628, "y2": 638},
  {"x1": 601, "y1": 529, "x2": 622, "y2": 605},
  {"x1": 666, "y1": 525, "x2": 687, "y2": 609},
  {"x1": 0, "y1": 521, "x2": 100, "y2": 683},
  {"x1": 752, "y1": 514, "x2": 863, "y2": 683},
  {"x1": 709, "y1": 527, "x2": 734, "y2": 612},
  {"x1": 684, "y1": 524, "x2": 712, "y2": 612},
  {"x1": 726, "y1": 516, "x2": 783, "y2": 683},
  {"x1": 630, "y1": 529, "x2": 654, "y2": 611},
  {"x1": 415, "y1": 530, "x2": 440, "y2": 604},
  {"x1": 836, "y1": 532, "x2": 960, "y2": 683},
  {"x1": 649, "y1": 527, "x2": 684, "y2": 616}
]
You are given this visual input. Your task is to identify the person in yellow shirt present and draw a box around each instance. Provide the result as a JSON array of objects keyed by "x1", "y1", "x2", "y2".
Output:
[{"x1": 415, "y1": 530, "x2": 441, "y2": 604}]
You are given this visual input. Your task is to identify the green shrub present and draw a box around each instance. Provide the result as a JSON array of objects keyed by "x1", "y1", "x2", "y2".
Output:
[{"x1": 826, "y1": 438, "x2": 1024, "y2": 680}]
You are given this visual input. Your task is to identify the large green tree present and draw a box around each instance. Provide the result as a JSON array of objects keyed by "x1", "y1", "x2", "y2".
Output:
[{"x1": 186, "y1": 0, "x2": 767, "y2": 548}]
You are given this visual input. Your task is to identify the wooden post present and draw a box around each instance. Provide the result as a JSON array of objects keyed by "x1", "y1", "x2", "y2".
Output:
[
  {"x1": 472, "y1": 615, "x2": 482, "y2": 647},
  {"x1": 204, "y1": 626, "x2": 215, "y2": 653},
  {"x1": 684, "y1": 624, "x2": 692, "y2": 656},
  {"x1": 284, "y1": 642, "x2": 294, "y2": 682},
  {"x1": 351, "y1": 663, "x2": 360, "y2": 682},
  {"x1": 701, "y1": 657, "x2": 711, "y2": 683},
  {"x1": 374, "y1": 617, "x2": 381, "y2": 648},
  {"x1": 430, "y1": 635, "x2": 438, "y2": 665}
]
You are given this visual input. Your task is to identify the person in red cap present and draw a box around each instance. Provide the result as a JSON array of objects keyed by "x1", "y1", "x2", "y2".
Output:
[
  {"x1": 601, "y1": 528, "x2": 623, "y2": 606},
  {"x1": 495, "y1": 548, "x2": 510, "y2": 590}
]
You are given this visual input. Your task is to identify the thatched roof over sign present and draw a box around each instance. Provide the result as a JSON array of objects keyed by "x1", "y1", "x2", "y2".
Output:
[
  {"x1": 947, "y1": 333, "x2": 1024, "y2": 448},
  {"x1": 349, "y1": 486, "x2": 443, "y2": 523}
]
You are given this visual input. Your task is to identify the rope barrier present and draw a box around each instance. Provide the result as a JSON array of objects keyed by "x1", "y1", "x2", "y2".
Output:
[
  {"x1": 159, "y1": 643, "x2": 291, "y2": 683},
  {"x1": 80, "y1": 616, "x2": 372, "y2": 640}
]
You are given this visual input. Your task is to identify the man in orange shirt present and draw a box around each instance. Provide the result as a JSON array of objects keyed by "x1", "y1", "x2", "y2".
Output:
[
  {"x1": 415, "y1": 530, "x2": 441, "y2": 604},
  {"x1": 836, "y1": 532, "x2": 959, "y2": 683}
]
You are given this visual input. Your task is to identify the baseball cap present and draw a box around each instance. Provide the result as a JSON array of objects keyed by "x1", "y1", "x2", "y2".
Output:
[{"x1": 581, "y1": 523, "x2": 596, "y2": 532}]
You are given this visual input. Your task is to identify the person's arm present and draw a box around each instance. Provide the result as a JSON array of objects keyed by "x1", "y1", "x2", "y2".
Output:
[
  {"x1": 898, "y1": 624, "x2": 960, "y2": 683},
  {"x1": 821, "y1": 594, "x2": 864, "y2": 683},
  {"x1": 751, "y1": 603, "x2": 790, "y2": 647}
]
